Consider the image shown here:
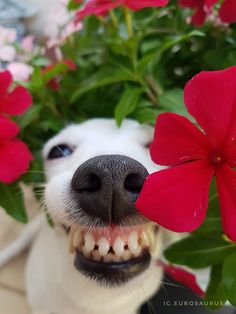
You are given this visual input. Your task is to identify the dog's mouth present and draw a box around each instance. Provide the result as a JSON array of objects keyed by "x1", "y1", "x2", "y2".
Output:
[{"x1": 68, "y1": 224, "x2": 157, "y2": 285}]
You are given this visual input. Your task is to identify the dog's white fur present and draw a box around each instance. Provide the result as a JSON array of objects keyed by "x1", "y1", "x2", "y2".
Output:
[{"x1": 0, "y1": 119, "x2": 172, "y2": 314}]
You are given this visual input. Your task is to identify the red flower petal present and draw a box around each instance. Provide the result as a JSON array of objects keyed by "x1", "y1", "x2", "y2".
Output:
[
  {"x1": 219, "y1": 0, "x2": 236, "y2": 24},
  {"x1": 3, "y1": 86, "x2": 32, "y2": 115},
  {"x1": 150, "y1": 113, "x2": 211, "y2": 166},
  {"x1": 125, "y1": 0, "x2": 169, "y2": 11},
  {"x1": 0, "y1": 116, "x2": 19, "y2": 141},
  {"x1": 191, "y1": 6, "x2": 206, "y2": 26},
  {"x1": 0, "y1": 139, "x2": 33, "y2": 183},
  {"x1": 163, "y1": 263, "x2": 205, "y2": 298},
  {"x1": 216, "y1": 165, "x2": 236, "y2": 242},
  {"x1": 178, "y1": 0, "x2": 202, "y2": 9},
  {"x1": 63, "y1": 60, "x2": 77, "y2": 71},
  {"x1": 184, "y1": 66, "x2": 236, "y2": 149},
  {"x1": 0, "y1": 71, "x2": 12, "y2": 97},
  {"x1": 77, "y1": 0, "x2": 123, "y2": 19},
  {"x1": 136, "y1": 160, "x2": 214, "y2": 232}
]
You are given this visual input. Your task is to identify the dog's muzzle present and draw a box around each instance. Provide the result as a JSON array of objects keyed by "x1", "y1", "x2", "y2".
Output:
[{"x1": 67, "y1": 155, "x2": 157, "y2": 284}]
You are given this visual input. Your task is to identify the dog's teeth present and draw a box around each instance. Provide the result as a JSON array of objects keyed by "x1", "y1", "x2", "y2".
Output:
[
  {"x1": 140, "y1": 231, "x2": 150, "y2": 247},
  {"x1": 73, "y1": 231, "x2": 82, "y2": 249},
  {"x1": 82, "y1": 246, "x2": 91, "y2": 258},
  {"x1": 112, "y1": 255, "x2": 121, "y2": 262},
  {"x1": 113, "y1": 237, "x2": 124, "y2": 256},
  {"x1": 128, "y1": 231, "x2": 139, "y2": 254},
  {"x1": 92, "y1": 250, "x2": 102, "y2": 262},
  {"x1": 122, "y1": 250, "x2": 132, "y2": 261},
  {"x1": 133, "y1": 245, "x2": 142, "y2": 257},
  {"x1": 84, "y1": 233, "x2": 95, "y2": 253},
  {"x1": 103, "y1": 253, "x2": 113, "y2": 263},
  {"x1": 98, "y1": 237, "x2": 110, "y2": 256}
]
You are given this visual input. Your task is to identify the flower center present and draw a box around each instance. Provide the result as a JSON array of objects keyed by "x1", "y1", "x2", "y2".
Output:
[{"x1": 211, "y1": 152, "x2": 224, "y2": 166}]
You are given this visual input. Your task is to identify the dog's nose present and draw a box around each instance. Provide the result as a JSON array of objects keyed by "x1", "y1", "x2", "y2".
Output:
[{"x1": 71, "y1": 155, "x2": 148, "y2": 224}]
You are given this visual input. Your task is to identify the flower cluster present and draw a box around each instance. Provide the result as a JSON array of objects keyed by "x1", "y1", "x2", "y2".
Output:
[
  {"x1": 0, "y1": 71, "x2": 32, "y2": 183},
  {"x1": 179, "y1": 0, "x2": 236, "y2": 26},
  {"x1": 136, "y1": 66, "x2": 236, "y2": 242}
]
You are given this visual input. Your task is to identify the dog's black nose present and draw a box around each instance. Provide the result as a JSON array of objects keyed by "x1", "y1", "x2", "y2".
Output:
[{"x1": 71, "y1": 155, "x2": 148, "y2": 224}]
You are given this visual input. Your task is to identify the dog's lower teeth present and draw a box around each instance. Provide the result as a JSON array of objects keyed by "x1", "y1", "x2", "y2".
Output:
[
  {"x1": 92, "y1": 250, "x2": 102, "y2": 262},
  {"x1": 123, "y1": 250, "x2": 132, "y2": 261},
  {"x1": 103, "y1": 253, "x2": 113, "y2": 262},
  {"x1": 68, "y1": 224, "x2": 157, "y2": 262}
]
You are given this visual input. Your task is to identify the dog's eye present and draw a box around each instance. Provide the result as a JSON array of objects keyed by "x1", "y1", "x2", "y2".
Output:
[{"x1": 47, "y1": 144, "x2": 74, "y2": 160}]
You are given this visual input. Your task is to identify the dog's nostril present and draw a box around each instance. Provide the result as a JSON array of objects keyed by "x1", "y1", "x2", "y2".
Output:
[
  {"x1": 73, "y1": 174, "x2": 102, "y2": 193},
  {"x1": 124, "y1": 173, "x2": 143, "y2": 194}
]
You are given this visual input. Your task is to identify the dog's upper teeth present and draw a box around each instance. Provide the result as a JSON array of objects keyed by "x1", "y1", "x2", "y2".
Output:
[
  {"x1": 98, "y1": 237, "x2": 110, "y2": 256},
  {"x1": 113, "y1": 237, "x2": 124, "y2": 257},
  {"x1": 84, "y1": 233, "x2": 95, "y2": 253},
  {"x1": 68, "y1": 224, "x2": 157, "y2": 263},
  {"x1": 128, "y1": 231, "x2": 139, "y2": 254}
]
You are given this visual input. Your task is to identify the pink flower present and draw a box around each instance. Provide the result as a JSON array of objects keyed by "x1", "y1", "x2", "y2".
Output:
[
  {"x1": 76, "y1": 0, "x2": 169, "y2": 20},
  {"x1": 0, "y1": 71, "x2": 32, "y2": 116},
  {"x1": 21, "y1": 36, "x2": 35, "y2": 53},
  {"x1": 0, "y1": 116, "x2": 33, "y2": 183},
  {"x1": 136, "y1": 66, "x2": 236, "y2": 242},
  {"x1": 0, "y1": 45, "x2": 16, "y2": 62},
  {"x1": 0, "y1": 27, "x2": 17, "y2": 46},
  {"x1": 179, "y1": 0, "x2": 236, "y2": 26},
  {"x1": 7, "y1": 62, "x2": 33, "y2": 82}
]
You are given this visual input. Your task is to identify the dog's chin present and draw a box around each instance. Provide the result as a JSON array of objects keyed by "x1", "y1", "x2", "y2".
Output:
[{"x1": 66, "y1": 223, "x2": 157, "y2": 286}]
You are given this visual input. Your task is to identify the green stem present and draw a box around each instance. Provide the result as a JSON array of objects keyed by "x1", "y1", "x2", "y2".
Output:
[
  {"x1": 123, "y1": 7, "x2": 133, "y2": 37},
  {"x1": 109, "y1": 10, "x2": 118, "y2": 29}
]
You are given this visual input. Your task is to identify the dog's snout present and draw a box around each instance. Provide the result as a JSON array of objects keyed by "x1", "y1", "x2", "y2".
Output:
[{"x1": 71, "y1": 155, "x2": 148, "y2": 224}]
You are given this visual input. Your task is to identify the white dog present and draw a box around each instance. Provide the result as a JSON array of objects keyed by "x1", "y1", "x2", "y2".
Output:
[{"x1": 0, "y1": 118, "x2": 179, "y2": 314}]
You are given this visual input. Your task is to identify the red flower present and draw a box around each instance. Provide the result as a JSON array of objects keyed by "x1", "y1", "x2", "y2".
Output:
[
  {"x1": 0, "y1": 71, "x2": 32, "y2": 116},
  {"x1": 179, "y1": 0, "x2": 236, "y2": 26},
  {"x1": 158, "y1": 262, "x2": 205, "y2": 298},
  {"x1": 136, "y1": 66, "x2": 236, "y2": 242},
  {"x1": 76, "y1": 0, "x2": 169, "y2": 20},
  {"x1": 0, "y1": 116, "x2": 33, "y2": 183},
  {"x1": 219, "y1": 0, "x2": 236, "y2": 24}
]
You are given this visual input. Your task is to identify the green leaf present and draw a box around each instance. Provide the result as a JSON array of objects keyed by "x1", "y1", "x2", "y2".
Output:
[
  {"x1": 159, "y1": 88, "x2": 192, "y2": 119},
  {"x1": 223, "y1": 252, "x2": 236, "y2": 306},
  {"x1": 0, "y1": 183, "x2": 28, "y2": 223},
  {"x1": 205, "y1": 264, "x2": 226, "y2": 309},
  {"x1": 71, "y1": 68, "x2": 135, "y2": 102},
  {"x1": 164, "y1": 235, "x2": 236, "y2": 269},
  {"x1": 133, "y1": 107, "x2": 159, "y2": 124},
  {"x1": 138, "y1": 31, "x2": 205, "y2": 74},
  {"x1": 115, "y1": 85, "x2": 143, "y2": 126},
  {"x1": 18, "y1": 104, "x2": 42, "y2": 129}
]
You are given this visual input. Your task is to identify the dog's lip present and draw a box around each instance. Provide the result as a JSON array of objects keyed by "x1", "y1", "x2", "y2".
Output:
[{"x1": 74, "y1": 249, "x2": 151, "y2": 284}]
